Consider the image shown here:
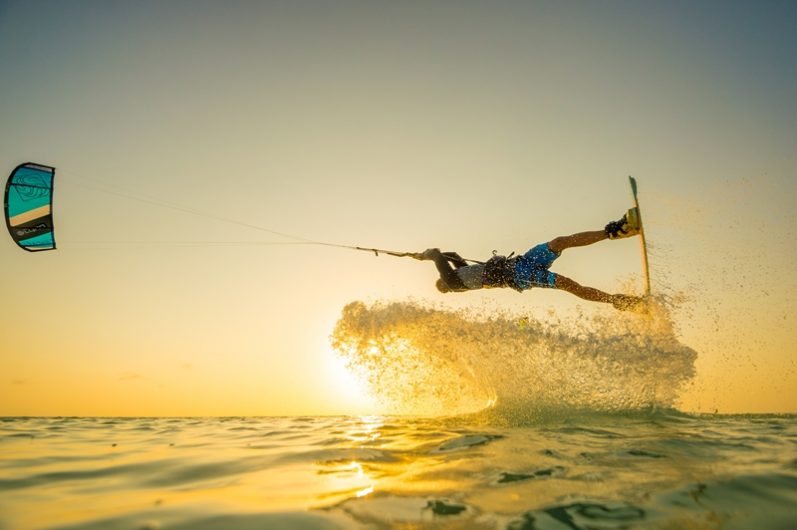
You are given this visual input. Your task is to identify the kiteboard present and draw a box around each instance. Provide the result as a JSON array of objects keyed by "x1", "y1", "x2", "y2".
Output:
[{"x1": 628, "y1": 176, "x2": 650, "y2": 296}]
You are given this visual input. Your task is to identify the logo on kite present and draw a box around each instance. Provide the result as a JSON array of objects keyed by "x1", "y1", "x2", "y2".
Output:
[{"x1": 16, "y1": 223, "x2": 48, "y2": 237}]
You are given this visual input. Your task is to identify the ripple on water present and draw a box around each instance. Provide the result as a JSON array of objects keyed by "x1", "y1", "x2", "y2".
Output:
[
  {"x1": 48, "y1": 509, "x2": 349, "y2": 530},
  {"x1": 496, "y1": 466, "x2": 567, "y2": 484},
  {"x1": 508, "y1": 502, "x2": 647, "y2": 530},
  {"x1": 433, "y1": 434, "x2": 505, "y2": 453}
]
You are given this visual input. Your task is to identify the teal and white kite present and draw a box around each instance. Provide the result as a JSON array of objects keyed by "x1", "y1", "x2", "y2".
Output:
[{"x1": 4, "y1": 162, "x2": 56, "y2": 251}]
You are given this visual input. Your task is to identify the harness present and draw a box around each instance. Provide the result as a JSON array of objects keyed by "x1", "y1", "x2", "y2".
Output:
[{"x1": 481, "y1": 252, "x2": 523, "y2": 292}]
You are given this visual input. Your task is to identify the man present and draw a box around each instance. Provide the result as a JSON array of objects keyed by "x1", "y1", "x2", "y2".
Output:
[{"x1": 421, "y1": 209, "x2": 644, "y2": 311}]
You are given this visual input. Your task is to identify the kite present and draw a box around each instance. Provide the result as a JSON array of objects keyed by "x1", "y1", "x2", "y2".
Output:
[{"x1": 4, "y1": 162, "x2": 56, "y2": 251}]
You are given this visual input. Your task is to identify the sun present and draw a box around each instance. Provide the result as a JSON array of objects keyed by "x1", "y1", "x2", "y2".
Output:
[{"x1": 324, "y1": 347, "x2": 379, "y2": 414}]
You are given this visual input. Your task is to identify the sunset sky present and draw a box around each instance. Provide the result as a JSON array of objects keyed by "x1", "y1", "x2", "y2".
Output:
[{"x1": 1, "y1": 0, "x2": 795, "y2": 416}]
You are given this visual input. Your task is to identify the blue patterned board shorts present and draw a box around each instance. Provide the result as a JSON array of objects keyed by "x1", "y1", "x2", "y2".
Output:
[{"x1": 514, "y1": 243, "x2": 560, "y2": 290}]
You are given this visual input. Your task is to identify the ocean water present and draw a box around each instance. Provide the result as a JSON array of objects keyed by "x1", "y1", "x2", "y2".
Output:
[
  {"x1": 1, "y1": 414, "x2": 796, "y2": 529},
  {"x1": 2, "y1": 301, "x2": 795, "y2": 529}
]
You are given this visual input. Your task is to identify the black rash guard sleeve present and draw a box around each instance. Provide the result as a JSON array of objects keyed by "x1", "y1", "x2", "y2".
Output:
[{"x1": 433, "y1": 253, "x2": 468, "y2": 291}]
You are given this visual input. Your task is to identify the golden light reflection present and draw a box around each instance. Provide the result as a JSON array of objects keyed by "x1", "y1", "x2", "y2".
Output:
[
  {"x1": 346, "y1": 415, "x2": 384, "y2": 444},
  {"x1": 316, "y1": 460, "x2": 376, "y2": 504},
  {"x1": 356, "y1": 485, "x2": 375, "y2": 498},
  {"x1": 349, "y1": 461, "x2": 375, "y2": 498},
  {"x1": 313, "y1": 416, "x2": 386, "y2": 506}
]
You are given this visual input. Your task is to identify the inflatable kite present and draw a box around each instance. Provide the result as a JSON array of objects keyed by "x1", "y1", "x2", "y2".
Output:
[{"x1": 4, "y1": 162, "x2": 56, "y2": 251}]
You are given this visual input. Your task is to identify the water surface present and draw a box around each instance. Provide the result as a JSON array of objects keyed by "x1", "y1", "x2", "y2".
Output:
[{"x1": 2, "y1": 413, "x2": 796, "y2": 529}]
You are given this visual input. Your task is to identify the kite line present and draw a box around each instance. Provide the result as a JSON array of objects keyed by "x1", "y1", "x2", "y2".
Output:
[{"x1": 56, "y1": 167, "x2": 482, "y2": 263}]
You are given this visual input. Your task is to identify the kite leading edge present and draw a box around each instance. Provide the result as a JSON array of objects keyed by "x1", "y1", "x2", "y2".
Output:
[{"x1": 4, "y1": 162, "x2": 56, "y2": 252}]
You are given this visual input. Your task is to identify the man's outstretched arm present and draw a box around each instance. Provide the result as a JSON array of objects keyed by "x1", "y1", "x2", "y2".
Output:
[
  {"x1": 441, "y1": 252, "x2": 468, "y2": 268},
  {"x1": 421, "y1": 248, "x2": 468, "y2": 292}
]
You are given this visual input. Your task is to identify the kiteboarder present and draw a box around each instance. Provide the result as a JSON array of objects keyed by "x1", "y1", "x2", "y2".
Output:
[{"x1": 421, "y1": 209, "x2": 643, "y2": 310}]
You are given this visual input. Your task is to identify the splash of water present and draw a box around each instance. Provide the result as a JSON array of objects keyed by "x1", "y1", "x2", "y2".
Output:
[{"x1": 331, "y1": 299, "x2": 697, "y2": 417}]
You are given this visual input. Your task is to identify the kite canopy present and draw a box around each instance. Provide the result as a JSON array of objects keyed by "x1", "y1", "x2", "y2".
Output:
[{"x1": 4, "y1": 163, "x2": 56, "y2": 251}]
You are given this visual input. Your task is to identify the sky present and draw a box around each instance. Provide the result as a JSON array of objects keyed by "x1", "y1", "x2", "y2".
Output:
[{"x1": 1, "y1": 0, "x2": 795, "y2": 416}]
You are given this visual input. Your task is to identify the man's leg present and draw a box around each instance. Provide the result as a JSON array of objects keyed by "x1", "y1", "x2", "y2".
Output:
[
  {"x1": 547, "y1": 230, "x2": 607, "y2": 254},
  {"x1": 555, "y1": 275, "x2": 641, "y2": 310},
  {"x1": 554, "y1": 274, "x2": 613, "y2": 303},
  {"x1": 548, "y1": 209, "x2": 641, "y2": 254}
]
